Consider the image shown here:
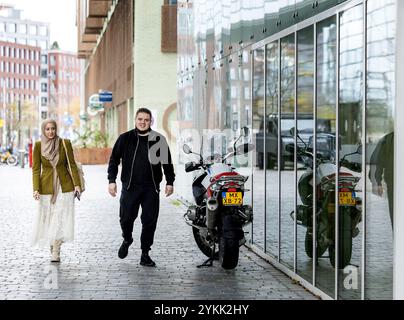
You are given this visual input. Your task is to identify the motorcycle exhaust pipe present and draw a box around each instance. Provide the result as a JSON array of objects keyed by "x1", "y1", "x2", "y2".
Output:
[{"x1": 206, "y1": 198, "x2": 219, "y2": 230}]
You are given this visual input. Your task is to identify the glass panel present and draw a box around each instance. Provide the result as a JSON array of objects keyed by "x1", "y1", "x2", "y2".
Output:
[
  {"x1": 265, "y1": 41, "x2": 279, "y2": 259},
  {"x1": 365, "y1": 0, "x2": 395, "y2": 300},
  {"x1": 315, "y1": 15, "x2": 337, "y2": 298},
  {"x1": 280, "y1": 33, "x2": 295, "y2": 269},
  {"x1": 338, "y1": 4, "x2": 363, "y2": 300},
  {"x1": 296, "y1": 25, "x2": 314, "y2": 283},
  {"x1": 252, "y1": 47, "x2": 265, "y2": 250}
]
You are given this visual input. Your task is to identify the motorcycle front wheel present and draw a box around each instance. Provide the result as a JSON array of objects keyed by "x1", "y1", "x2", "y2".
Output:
[
  {"x1": 219, "y1": 215, "x2": 240, "y2": 270},
  {"x1": 329, "y1": 208, "x2": 352, "y2": 269}
]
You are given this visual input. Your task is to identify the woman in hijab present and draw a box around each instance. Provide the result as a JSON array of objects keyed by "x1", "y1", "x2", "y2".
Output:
[{"x1": 32, "y1": 119, "x2": 81, "y2": 262}]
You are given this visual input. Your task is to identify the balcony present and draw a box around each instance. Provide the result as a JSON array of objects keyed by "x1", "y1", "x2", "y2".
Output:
[
  {"x1": 77, "y1": 0, "x2": 113, "y2": 59},
  {"x1": 161, "y1": 1, "x2": 177, "y2": 53}
]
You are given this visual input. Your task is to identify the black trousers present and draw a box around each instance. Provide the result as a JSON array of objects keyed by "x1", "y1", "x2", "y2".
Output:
[{"x1": 119, "y1": 185, "x2": 160, "y2": 252}]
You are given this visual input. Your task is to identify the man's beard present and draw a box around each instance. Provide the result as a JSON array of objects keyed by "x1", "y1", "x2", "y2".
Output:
[{"x1": 137, "y1": 127, "x2": 151, "y2": 135}]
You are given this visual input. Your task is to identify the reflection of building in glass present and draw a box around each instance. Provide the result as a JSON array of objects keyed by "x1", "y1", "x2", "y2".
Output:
[{"x1": 178, "y1": 0, "x2": 398, "y2": 300}]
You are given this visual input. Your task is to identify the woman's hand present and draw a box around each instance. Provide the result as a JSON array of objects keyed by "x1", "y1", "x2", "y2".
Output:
[
  {"x1": 33, "y1": 191, "x2": 40, "y2": 201},
  {"x1": 74, "y1": 186, "x2": 81, "y2": 197}
]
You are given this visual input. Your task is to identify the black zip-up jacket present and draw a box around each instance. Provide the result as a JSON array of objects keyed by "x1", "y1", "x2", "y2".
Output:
[{"x1": 107, "y1": 129, "x2": 175, "y2": 191}]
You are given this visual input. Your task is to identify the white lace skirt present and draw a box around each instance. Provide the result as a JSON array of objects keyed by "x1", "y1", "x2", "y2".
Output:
[{"x1": 31, "y1": 191, "x2": 75, "y2": 247}]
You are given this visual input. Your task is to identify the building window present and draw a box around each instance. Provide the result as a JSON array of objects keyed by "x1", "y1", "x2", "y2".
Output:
[
  {"x1": 41, "y1": 54, "x2": 48, "y2": 64},
  {"x1": 40, "y1": 40, "x2": 47, "y2": 50},
  {"x1": 41, "y1": 68, "x2": 47, "y2": 78},
  {"x1": 39, "y1": 26, "x2": 47, "y2": 36},
  {"x1": 28, "y1": 25, "x2": 37, "y2": 35},
  {"x1": 41, "y1": 83, "x2": 47, "y2": 93},
  {"x1": 19, "y1": 24, "x2": 27, "y2": 34},
  {"x1": 8, "y1": 23, "x2": 16, "y2": 33},
  {"x1": 0, "y1": 22, "x2": 5, "y2": 32},
  {"x1": 17, "y1": 38, "x2": 26, "y2": 45},
  {"x1": 41, "y1": 111, "x2": 47, "y2": 120},
  {"x1": 41, "y1": 97, "x2": 47, "y2": 106},
  {"x1": 50, "y1": 55, "x2": 56, "y2": 66}
]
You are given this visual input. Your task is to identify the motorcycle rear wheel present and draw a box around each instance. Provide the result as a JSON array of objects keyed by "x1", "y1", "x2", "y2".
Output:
[
  {"x1": 219, "y1": 215, "x2": 240, "y2": 270},
  {"x1": 329, "y1": 208, "x2": 352, "y2": 269}
]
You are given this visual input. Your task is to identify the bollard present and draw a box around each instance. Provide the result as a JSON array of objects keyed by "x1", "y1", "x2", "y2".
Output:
[{"x1": 19, "y1": 149, "x2": 25, "y2": 168}]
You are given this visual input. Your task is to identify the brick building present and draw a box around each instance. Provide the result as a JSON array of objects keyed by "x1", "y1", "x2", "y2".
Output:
[{"x1": 77, "y1": 0, "x2": 177, "y2": 146}]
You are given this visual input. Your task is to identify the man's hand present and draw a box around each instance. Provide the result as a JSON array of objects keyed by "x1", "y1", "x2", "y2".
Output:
[
  {"x1": 165, "y1": 185, "x2": 174, "y2": 197},
  {"x1": 372, "y1": 184, "x2": 383, "y2": 197},
  {"x1": 109, "y1": 183, "x2": 117, "y2": 197}
]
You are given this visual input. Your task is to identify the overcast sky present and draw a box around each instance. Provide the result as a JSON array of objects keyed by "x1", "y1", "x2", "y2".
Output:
[{"x1": 7, "y1": 0, "x2": 77, "y2": 52}]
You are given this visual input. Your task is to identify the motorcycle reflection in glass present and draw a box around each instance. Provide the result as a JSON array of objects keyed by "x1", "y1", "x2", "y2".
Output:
[
  {"x1": 289, "y1": 129, "x2": 362, "y2": 269},
  {"x1": 182, "y1": 128, "x2": 254, "y2": 270}
]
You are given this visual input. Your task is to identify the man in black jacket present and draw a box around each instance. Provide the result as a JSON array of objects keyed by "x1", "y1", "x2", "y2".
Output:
[
  {"x1": 107, "y1": 108, "x2": 175, "y2": 266},
  {"x1": 369, "y1": 131, "x2": 394, "y2": 230}
]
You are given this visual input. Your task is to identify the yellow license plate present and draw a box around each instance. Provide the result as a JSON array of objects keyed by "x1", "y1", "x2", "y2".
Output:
[
  {"x1": 222, "y1": 192, "x2": 243, "y2": 206},
  {"x1": 339, "y1": 192, "x2": 356, "y2": 206}
]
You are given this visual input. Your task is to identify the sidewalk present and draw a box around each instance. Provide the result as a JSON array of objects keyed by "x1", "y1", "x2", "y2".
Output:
[{"x1": 0, "y1": 165, "x2": 318, "y2": 300}]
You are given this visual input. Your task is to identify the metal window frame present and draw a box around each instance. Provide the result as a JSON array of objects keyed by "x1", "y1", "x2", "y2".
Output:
[
  {"x1": 335, "y1": 11, "x2": 341, "y2": 300},
  {"x1": 313, "y1": 21, "x2": 318, "y2": 287},
  {"x1": 278, "y1": 38, "x2": 281, "y2": 262},
  {"x1": 249, "y1": 0, "x2": 369, "y2": 300},
  {"x1": 361, "y1": 0, "x2": 368, "y2": 300},
  {"x1": 294, "y1": 31, "x2": 298, "y2": 274},
  {"x1": 264, "y1": 45, "x2": 268, "y2": 254}
]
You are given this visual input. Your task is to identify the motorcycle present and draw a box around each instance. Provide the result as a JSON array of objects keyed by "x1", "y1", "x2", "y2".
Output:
[
  {"x1": 288, "y1": 128, "x2": 362, "y2": 269},
  {"x1": 181, "y1": 128, "x2": 254, "y2": 270}
]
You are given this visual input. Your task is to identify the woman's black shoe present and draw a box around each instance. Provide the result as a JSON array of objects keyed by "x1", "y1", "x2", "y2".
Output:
[
  {"x1": 140, "y1": 253, "x2": 156, "y2": 267},
  {"x1": 118, "y1": 238, "x2": 133, "y2": 259}
]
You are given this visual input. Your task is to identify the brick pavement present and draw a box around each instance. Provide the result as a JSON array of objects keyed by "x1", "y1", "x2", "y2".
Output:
[{"x1": 0, "y1": 165, "x2": 318, "y2": 300}]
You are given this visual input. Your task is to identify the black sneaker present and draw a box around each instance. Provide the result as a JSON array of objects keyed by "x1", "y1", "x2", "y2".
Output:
[
  {"x1": 118, "y1": 238, "x2": 133, "y2": 259},
  {"x1": 140, "y1": 253, "x2": 156, "y2": 267}
]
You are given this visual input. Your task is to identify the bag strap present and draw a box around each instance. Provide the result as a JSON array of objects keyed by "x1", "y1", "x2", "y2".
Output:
[{"x1": 62, "y1": 139, "x2": 76, "y2": 186}]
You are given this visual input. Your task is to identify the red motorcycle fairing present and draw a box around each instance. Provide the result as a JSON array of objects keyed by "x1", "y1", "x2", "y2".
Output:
[{"x1": 207, "y1": 172, "x2": 240, "y2": 197}]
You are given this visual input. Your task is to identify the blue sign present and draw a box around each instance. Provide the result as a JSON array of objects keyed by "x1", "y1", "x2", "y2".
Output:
[
  {"x1": 64, "y1": 116, "x2": 73, "y2": 126},
  {"x1": 99, "y1": 91, "x2": 113, "y2": 102}
]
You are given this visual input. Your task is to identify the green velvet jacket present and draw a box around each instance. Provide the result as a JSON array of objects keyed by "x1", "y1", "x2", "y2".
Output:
[{"x1": 32, "y1": 139, "x2": 81, "y2": 194}]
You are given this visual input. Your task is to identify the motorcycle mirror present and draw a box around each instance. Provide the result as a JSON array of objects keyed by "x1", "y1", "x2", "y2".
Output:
[{"x1": 183, "y1": 144, "x2": 192, "y2": 155}]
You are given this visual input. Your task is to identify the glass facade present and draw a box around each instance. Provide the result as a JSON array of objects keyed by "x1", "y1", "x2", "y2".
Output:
[{"x1": 178, "y1": 0, "x2": 396, "y2": 299}]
